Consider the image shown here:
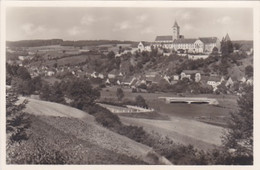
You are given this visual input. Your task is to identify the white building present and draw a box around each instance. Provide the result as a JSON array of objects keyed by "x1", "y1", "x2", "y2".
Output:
[
  {"x1": 154, "y1": 20, "x2": 221, "y2": 54},
  {"x1": 137, "y1": 41, "x2": 151, "y2": 52}
]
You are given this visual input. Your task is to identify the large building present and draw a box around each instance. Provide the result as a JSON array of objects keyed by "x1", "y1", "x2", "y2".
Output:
[{"x1": 154, "y1": 21, "x2": 221, "y2": 54}]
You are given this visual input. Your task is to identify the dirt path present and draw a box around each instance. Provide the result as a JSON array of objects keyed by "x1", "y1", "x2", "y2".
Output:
[{"x1": 120, "y1": 116, "x2": 225, "y2": 151}]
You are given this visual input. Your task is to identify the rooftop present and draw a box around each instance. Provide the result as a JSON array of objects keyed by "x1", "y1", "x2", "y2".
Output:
[
  {"x1": 199, "y1": 37, "x2": 218, "y2": 44},
  {"x1": 173, "y1": 38, "x2": 197, "y2": 44},
  {"x1": 182, "y1": 70, "x2": 201, "y2": 74},
  {"x1": 155, "y1": 35, "x2": 173, "y2": 41}
]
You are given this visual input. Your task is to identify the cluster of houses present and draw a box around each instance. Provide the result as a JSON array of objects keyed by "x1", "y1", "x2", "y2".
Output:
[
  {"x1": 178, "y1": 70, "x2": 253, "y2": 91},
  {"x1": 25, "y1": 56, "x2": 253, "y2": 94},
  {"x1": 86, "y1": 69, "x2": 253, "y2": 93}
]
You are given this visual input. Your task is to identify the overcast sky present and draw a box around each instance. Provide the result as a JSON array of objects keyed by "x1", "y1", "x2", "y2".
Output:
[{"x1": 6, "y1": 7, "x2": 253, "y2": 41}]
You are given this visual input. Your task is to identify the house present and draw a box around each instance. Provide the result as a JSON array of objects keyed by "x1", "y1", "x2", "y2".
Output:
[
  {"x1": 105, "y1": 78, "x2": 110, "y2": 85},
  {"x1": 47, "y1": 71, "x2": 55, "y2": 77},
  {"x1": 173, "y1": 39, "x2": 204, "y2": 53},
  {"x1": 145, "y1": 72, "x2": 158, "y2": 78},
  {"x1": 173, "y1": 75, "x2": 179, "y2": 81},
  {"x1": 121, "y1": 77, "x2": 137, "y2": 86},
  {"x1": 205, "y1": 76, "x2": 224, "y2": 91},
  {"x1": 138, "y1": 41, "x2": 151, "y2": 52},
  {"x1": 163, "y1": 75, "x2": 171, "y2": 84},
  {"x1": 98, "y1": 73, "x2": 104, "y2": 79},
  {"x1": 108, "y1": 73, "x2": 116, "y2": 79},
  {"x1": 91, "y1": 72, "x2": 98, "y2": 78},
  {"x1": 239, "y1": 77, "x2": 247, "y2": 83},
  {"x1": 118, "y1": 72, "x2": 123, "y2": 77},
  {"x1": 154, "y1": 36, "x2": 174, "y2": 49},
  {"x1": 145, "y1": 74, "x2": 162, "y2": 85},
  {"x1": 225, "y1": 77, "x2": 234, "y2": 87},
  {"x1": 246, "y1": 78, "x2": 253, "y2": 85},
  {"x1": 18, "y1": 56, "x2": 26, "y2": 61},
  {"x1": 199, "y1": 37, "x2": 221, "y2": 54},
  {"x1": 108, "y1": 69, "x2": 121, "y2": 79},
  {"x1": 180, "y1": 70, "x2": 201, "y2": 82},
  {"x1": 163, "y1": 52, "x2": 171, "y2": 57},
  {"x1": 117, "y1": 80, "x2": 121, "y2": 85},
  {"x1": 188, "y1": 54, "x2": 209, "y2": 60}
]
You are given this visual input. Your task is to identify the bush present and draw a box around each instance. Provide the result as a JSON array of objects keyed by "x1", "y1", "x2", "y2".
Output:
[
  {"x1": 135, "y1": 95, "x2": 148, "y2": 108},
  {"x1": 118, "y1": 125, "x2": 147, "y2": 143},
  {"x1": 87, "y1": 104, "x2": 121, "y2": 128}
]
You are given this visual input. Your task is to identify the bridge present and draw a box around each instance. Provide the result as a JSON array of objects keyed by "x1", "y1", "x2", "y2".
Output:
[{"x1": 158, "y1": 97, "x2": 219, "y2": 105}]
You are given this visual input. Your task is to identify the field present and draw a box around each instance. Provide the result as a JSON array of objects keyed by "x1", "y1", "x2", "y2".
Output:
[
  {"x1": 41, "y1": 55, "x2": 89, "y2": 67},
  {"x1": 99, "y1": 87, "x2": 237, "y2": 150},
  {"x1": 101, "y1": 86, "x2": 238, "y2": 120},
  {"x1": 15, "y1": 97, "x2": 172, "y2": 165}
]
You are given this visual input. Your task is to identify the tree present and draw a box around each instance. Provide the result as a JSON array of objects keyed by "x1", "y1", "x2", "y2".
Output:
[
  {"x1": 116, "y1": 88, "x2": 124, "y2": 101},
  {"x1": 16, "y1": 66, "x2": 31, "y2": 80},
  {"x1": 107, "y1": 51, "x2": 115, "y2": 59},
  {"x1": 221, "y1": 39, "x2": 233, "y2": 56},
  {"x1": 6, "y1": 89, "x2": 31, "y2": 144},
  {"x1": 53, "y1": 63, "x2": 58, "y2": 68},
  {"x1": 11, "y1": 77, "x2": 35, "y2": 96},
  {"x1": 212, "y1": 47, "x2": 219, "y2": 54},
  {"x1": 245, "y1": 65, "x2": 253, "y2": 78},
  {"x1": 135, "y1": 95, "x2": 148, "y2": 108},
  {"x1": 39, "y1": 83, "x2": 51, "y2": 101},
  {"x1": 119, "y1": 46, "x2": 122, "y2": 54},
  {"x1": 65, "y1": 78, "x2": 100, "y2": 109},
  {"x1": 222, "y1": 85, "x2": 253, "y2": 164}
]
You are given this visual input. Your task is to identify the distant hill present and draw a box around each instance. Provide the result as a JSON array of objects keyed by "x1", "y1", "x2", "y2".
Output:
[
  {"x1": 7, "y1": 39, "x2": 63, "y2": 47},
  {"x1": 7, "y1": 39, "x2": 138, "y2": 47}
]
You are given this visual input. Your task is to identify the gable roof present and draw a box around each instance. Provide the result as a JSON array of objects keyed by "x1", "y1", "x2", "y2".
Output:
[
  {"x1": 182, "y1": 70, "x2": 201, "y2": 75},
  {"x1": 199, "y1": 37, "x2": 218, "y2": 44},
  {"x1": 155, "y1": 35, "x2": 173, "y2": 41},
  {"x1": 139, "y1": 41, "x2": 150, "y2": 47},
  {"x1": 122, "y1": 76, "x2": 135, "y2": 83},
  {"x1": 173, "y1": 38, "x2": 197, "y2": 44}
]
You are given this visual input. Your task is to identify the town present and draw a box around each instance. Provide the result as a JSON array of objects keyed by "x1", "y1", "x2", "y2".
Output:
[
  {"x1": 7, "y1": 21, "x2": 253, "y2": 95},
  {"x1": 6, "y1": 19, "x2": 253, "y2": 165}
]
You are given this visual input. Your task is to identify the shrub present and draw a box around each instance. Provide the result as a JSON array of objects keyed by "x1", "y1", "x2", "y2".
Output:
[
  {"x1": 135, "y1": 95, "x2": 148, "y2": 108},
  {"x1": 87, "y1": 104, "x2": 121, "y2": 128}
]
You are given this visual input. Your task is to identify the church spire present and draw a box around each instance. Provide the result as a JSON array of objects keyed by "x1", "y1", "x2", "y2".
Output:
[
  {"x1": 224, "y1": 33, "x2": 231, "y2": 41},
  {"x1": 173, "y1": 20, "x2": 179, "y2": 28}
]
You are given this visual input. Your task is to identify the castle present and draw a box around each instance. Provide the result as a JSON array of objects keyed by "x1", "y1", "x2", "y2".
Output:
[{"x1": 154, "y1": 21, "x2": 221, "y2": 54}]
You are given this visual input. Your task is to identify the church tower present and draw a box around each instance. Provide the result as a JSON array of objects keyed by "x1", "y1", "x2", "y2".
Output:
[{"x1": 172, "y1": 20, "x2": 180, "y2": 40}]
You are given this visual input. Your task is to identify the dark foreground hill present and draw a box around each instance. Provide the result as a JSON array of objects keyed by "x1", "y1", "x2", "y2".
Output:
[{"x1": 7, "y1": 97, "x2": 172, "y2": 164}]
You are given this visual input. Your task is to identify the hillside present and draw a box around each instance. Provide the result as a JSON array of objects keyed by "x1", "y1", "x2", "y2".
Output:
[{"x1": 14, "y1": 97, "x2": 172, "y2": 165}]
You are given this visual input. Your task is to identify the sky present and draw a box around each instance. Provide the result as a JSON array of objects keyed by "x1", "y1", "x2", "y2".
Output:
[{"x1": 6, "y1": 7, "x2": 253, "y2": 41}]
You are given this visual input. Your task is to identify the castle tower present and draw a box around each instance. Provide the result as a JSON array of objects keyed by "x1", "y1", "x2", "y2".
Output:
[{"x1": 172, "y1": 20, "x2": 180, "y2": 40}]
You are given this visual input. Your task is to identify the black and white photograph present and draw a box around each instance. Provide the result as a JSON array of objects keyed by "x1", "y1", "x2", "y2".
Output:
[{"x1": 1, "y1": 1, "x2": 259, "y2": 168}]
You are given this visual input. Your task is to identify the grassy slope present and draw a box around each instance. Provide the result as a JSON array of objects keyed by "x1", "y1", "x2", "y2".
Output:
[
  {"x1": 19, "y1": 97, "x2": 172, "y2": 165},
  {"x1": 120, "y1": 116, "x2": 224, "y2": 151}
]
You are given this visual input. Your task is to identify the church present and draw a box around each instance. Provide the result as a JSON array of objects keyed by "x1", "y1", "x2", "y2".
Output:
[{"x1": 154, "y1": 21, "x2": 221, "y2": 54}]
